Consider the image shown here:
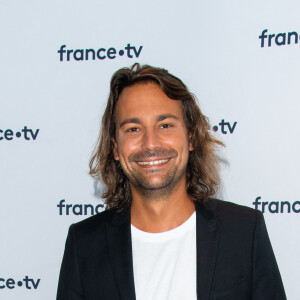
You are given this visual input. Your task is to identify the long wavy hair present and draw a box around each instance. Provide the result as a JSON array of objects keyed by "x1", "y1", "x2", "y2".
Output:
[{"x1": 89, "y1": 63, "x2": 224, "y2": 211}]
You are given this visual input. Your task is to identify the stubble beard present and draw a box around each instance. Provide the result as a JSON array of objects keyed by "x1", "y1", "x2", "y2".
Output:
[
  {"x1": 118, "y1": 148, "x2": 188, "y2": 200},
  {"x1": 128, "y1": 160, "x2": 187, "y2": 200}
]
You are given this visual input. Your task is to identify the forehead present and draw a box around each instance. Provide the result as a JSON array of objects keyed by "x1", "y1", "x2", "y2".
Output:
[{"x1": 115, "y1": 83, "x2": 184, "y2": 124}]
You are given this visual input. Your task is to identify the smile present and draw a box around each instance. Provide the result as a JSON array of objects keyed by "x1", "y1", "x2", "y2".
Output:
[{"x1": 137, "y1": 159, "x2": 170, "y2": 166}]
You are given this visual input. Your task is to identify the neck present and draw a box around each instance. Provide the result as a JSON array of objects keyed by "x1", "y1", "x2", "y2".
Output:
[{"x1": 130, "y1": 180, "x2": 195, "y2": 233}]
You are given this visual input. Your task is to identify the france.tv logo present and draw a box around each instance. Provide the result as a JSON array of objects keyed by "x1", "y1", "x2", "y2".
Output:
[
  {"x1": 253, "y1": 196, "x2": 300, "y2": 213},
  {"x1": 259, "y1": 29, "x2": 299, "y2": 47},
  {"x1": 0, "y1": 126, "x2": 39, "y2": 141},
  {"x1": 0, "y1": 276, "x2": 40, "y2": 290},
  {"x1": 57, "y1": 199, "x2": 104, "y2": 216},
  {"x1": 58, "y1": 43, "x2": 143, "y2": 62},
  {"x1": 212, "y1": 119, "x2": 237, "y2": 134}
]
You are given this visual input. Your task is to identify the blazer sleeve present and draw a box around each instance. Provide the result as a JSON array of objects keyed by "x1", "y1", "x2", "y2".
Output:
[
  {"x1": 57, "y1": 224, "x2": 85, "y2": 300},
  {"x1": 252, "y1": 211, "x2": 286, "y2": 299}
]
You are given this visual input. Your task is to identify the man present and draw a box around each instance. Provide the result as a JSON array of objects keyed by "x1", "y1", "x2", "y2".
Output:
[{"x1": 57, "y1": 64, "x2": 286, "y2": 299}]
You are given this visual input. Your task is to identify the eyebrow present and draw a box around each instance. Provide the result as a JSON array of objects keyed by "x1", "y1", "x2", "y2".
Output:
[
  {"x1": 119, "y1": 114, "x2": 180, "y2": 128},
  {"x1": 157, "y1": 114, "x2": 179, "y2": 122},
  {"x1": 119, "y1": 118, "x2": 141, "y2": 128}
]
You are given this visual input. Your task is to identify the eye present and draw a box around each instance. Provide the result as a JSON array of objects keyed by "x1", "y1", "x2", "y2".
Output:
[
  {"x1": 126, "y1": 127, "x2": 140, "y2": 132},
  {"x1": 160, "y1": 123, "x2": 173, "y2": 129}
]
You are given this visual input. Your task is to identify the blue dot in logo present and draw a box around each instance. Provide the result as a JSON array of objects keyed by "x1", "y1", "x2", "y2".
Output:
[
  {"x1": 119, "y1": 50, "x2": 124, "y2": 56},
  {"x1": 16, "y1": 132, "x2": 21, "y2": 138},
  {"x1": 212, "y1": 126, "x2": 218, "y2": 132},
  {"x1": 17, "y1": 281, "x2": 22, "y2": 287}
]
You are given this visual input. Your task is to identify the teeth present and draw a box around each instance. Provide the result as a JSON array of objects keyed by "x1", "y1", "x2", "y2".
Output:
[{"x1": 138, "y1": 159, "x2": 169, "y2": 166}]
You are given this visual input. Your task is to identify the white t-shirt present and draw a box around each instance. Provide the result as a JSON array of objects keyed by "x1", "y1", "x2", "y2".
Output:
[{"x1": 131, "y1": 211, "x2": 197, "y2": 300}]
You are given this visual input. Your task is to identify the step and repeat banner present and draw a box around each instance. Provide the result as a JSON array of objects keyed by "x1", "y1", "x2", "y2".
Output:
[{"x1": 1, "y1": 0, "x2": 299, "y2": 299}]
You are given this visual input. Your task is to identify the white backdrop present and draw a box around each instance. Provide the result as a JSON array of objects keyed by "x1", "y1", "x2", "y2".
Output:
[{"x1": 1, "y1": 0, "x2": 299, "y2": 299}]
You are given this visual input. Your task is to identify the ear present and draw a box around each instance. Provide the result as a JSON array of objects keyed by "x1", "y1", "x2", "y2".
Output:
[
  {"x1": 188, "y1": 132, "x2": 194, "y2": 151},
  {"x1": 112, "y1": 138, "x2": 120, "y2": 161}
]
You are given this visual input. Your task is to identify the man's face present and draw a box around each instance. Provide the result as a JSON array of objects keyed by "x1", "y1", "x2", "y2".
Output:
[{"x1": 113, "y1": 83, "x2": 193, "y2": 196}]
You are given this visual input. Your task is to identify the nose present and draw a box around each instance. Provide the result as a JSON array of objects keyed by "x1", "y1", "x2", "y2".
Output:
[{"x1": 141, "y1": 128, "x2": 162, "y2": 151}]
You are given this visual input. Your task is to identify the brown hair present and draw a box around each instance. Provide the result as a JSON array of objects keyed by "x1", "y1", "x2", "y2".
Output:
[{"x1": 89, "y1": 63, "x2": 224, "y2": 210}]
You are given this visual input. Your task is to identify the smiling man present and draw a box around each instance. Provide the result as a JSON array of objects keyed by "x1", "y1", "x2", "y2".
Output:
[{"x1": 57, "y1": 64, "x2": 286, "y2": 300}]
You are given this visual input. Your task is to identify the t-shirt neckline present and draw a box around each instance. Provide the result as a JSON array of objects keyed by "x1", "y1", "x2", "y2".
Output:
[{"x1": 131, "y1": 211, "x2": 196, "y2": 243}]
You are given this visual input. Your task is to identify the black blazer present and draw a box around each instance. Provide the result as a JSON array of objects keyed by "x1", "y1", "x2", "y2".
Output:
[{"x1": 57, "y1": 199, "x2": 286, "y2": 300}]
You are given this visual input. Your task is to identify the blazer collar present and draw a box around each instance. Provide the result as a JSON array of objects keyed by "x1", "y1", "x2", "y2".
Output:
[
  {"x1": 105, "y1": 205, "x2": 136, "y2": 300},
  {"x1": 105, "y1": 200, "x2": 220, "y2": 300},
  {"x1": 195, "y1": 200, "x2": 220, "y2": 300}
]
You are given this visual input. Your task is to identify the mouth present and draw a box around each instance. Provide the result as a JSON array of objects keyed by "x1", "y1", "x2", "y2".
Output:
[{"x1": 137, "y1": 158, "x2": 170, "y2": 166}]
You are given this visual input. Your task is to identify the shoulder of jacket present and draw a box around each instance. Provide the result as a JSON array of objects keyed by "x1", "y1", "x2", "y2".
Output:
[
  {"x1": 205, "y1": 198, "x2": 261, "y2": 221},
  {"x1": 70, "y1": 207, "x2": 119, "y2": 234}
]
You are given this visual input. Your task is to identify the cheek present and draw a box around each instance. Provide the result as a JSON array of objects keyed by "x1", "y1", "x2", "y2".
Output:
[
  {"x1": 116, "y1": 137, "x2": 140, "y2": 160},
  {"x1": 165, "y1": 133, "x2": 189, "y2": 150}
]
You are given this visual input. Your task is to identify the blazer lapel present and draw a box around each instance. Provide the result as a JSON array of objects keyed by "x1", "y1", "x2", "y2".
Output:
[
  {"x1": 105, "y1": 207, "x2": 136, "y2": 300},
  {"x1": 195, "y1": 201, "x2": 220, "y2": 300}
]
